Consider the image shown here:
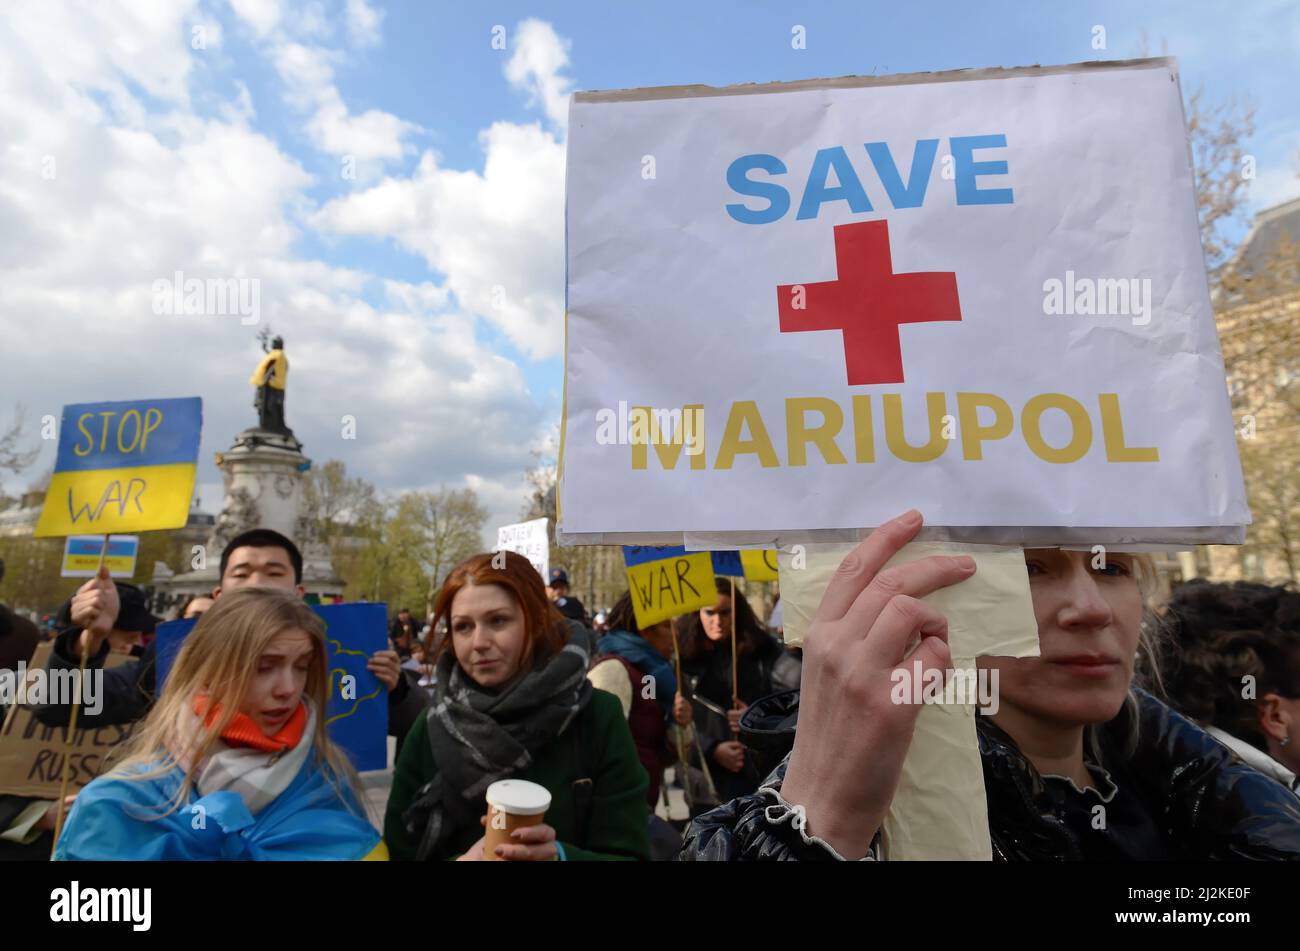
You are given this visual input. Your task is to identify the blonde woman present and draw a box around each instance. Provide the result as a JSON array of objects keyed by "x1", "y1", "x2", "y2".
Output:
[
  {"x1": 55, "y1": 587, "x2": 385, "y2": 861},
  {"x1": 681, "y1": 509, "x2": 1300, "y2": 861}
]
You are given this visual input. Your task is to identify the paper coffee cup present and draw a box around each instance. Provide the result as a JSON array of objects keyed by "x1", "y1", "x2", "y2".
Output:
[{"x1": 483, "y1": 779, "x2": 552, "y2": 860}]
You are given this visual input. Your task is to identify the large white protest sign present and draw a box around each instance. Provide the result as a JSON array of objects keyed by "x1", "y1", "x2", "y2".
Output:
[
  {"x1": 558, "y1": 59, "x2": 1248, "y2": 547},
  {"x1": 496, "y1": 517, "x2": 550, "y2": 580}
]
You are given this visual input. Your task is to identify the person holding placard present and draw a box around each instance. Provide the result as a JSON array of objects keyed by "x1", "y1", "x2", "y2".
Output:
[
  {"x1": 589, "y1": 592, "x2": 694, "y2": 805},
  {"x1": 678, "y1": 578, "x2": 799, "y2": 818},
  {"x1": 588, "y1": 592, "x2": 695, "y2": 860},
  {"x1": 679, "y1": 510, "x2": 1300, "y2": 861},
  {"x1": 54, "y1": 587, "x2": 384, "y2": 860},
  {"x1": 31, "y1": 529, "x2": 428, "y2": 752},
  {"x1": 385, "y1": 551, "x2": 650, "y2": 861},
  {"x1": 0, "y1": 581, "x2": 158, "y2": 859}
]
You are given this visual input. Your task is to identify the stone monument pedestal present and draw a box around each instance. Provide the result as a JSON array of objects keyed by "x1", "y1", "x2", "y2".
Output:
[
  {"x1": 151, "y1": 427, "x2": 344, "y2": 609},
  {"x1": 212, "y1": 428, "x2": 309, "y2": 544}
]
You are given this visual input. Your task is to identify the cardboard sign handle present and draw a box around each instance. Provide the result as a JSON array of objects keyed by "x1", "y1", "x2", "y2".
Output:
[
  {"x1": 50, "y1": 534, "x2": 106, "y2": 855},
  {"x1": 729, "y1": 575, "x2": 739, "y2": 727}
]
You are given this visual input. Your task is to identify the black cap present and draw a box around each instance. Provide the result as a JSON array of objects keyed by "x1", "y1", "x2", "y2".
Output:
[
  {"x1": 57, "y1": 582, "x2": 160, "y2": 634},
  {"x1": 548, "y1": 568, "x2": 569, "y2": 587}
]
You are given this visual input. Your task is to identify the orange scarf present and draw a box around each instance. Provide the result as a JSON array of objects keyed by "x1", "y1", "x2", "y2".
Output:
[{"x1": 192, "y1": 696, "x2": 308, "y2": 753}]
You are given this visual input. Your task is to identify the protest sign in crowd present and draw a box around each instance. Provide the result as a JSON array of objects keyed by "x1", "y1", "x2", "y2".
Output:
[{"x1": 2, "y1": 22, "x2": 1299, "y2": 909}]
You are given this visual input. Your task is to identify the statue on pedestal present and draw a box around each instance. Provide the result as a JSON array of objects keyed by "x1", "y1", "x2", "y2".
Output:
[{"x1": 250, "y1": 335, "x2": 290, "y2": 435}]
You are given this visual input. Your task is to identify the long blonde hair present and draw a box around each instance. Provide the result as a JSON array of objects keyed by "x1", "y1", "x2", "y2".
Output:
[
  {"x1": 1087, "y1": 552, "x2": 1162, "y2": 763},
  {"x1": 111, "y1": 586, "x2": 361, "y2": 817}
]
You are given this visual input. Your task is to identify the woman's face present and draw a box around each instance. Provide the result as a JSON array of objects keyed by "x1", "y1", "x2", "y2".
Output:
[
  {"x1": 979, "y1": 549, "x2": 1143, "y2": 728},
  {"x1": 242, "y1": 627, "x2": 313, "y2": 737},
  {"x1": 700, "y1": 594, "x2": 732, "y2": 642},
  {"x1": 450, "y1": 582, "x2": 528, "y2": 689}
]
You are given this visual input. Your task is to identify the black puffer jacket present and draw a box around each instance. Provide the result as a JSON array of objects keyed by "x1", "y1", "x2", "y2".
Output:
[
  {"x1": 679, "y1": 688, "x2": 1300, "y2": 860},
  {"x1": 681, "y1": 632, "x2": 798, "y2": 808}
]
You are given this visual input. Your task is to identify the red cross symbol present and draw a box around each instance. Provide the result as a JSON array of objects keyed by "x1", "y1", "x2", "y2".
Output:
[{"x1": 777, "y1": 220, "x2": 962, "y2": 385}]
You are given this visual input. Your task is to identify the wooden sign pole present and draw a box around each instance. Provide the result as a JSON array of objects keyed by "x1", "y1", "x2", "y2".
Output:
[{"x1": 50, "y1": 533, "x2": 106, "y2": 855}]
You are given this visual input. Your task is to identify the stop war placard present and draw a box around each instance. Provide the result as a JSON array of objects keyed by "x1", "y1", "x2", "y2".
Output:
[
  {"x1": 558, "y1": 59, "x2": 1247, "y2": 547},
  {"x1": 34, "y1": 396, "x2": 202, "y2": 537}
]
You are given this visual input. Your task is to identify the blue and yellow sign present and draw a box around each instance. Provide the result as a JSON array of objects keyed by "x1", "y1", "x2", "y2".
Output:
[
  {"x1": 154, "y1": 602, "x2": 389, "y2": 771},
  {"x1": 34, "y1": 397, "x2": 202, "y2": 537},
  {"x1": 623, "y1": 545, "x2": 717, "y2": 629},
  {"x1": 61, "y1": 535, "x2": 140, "y2": 579},
  {"x1": 710, "y1": 549, "x2": 779, "y2": 583}
]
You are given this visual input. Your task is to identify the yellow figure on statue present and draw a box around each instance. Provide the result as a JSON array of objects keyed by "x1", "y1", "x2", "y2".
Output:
[{"x1": 250, "y1": 335, "x2": 290, "y2": 434}]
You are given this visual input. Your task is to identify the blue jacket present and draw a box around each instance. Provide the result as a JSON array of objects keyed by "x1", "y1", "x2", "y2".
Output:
[
  {"x1": 598, "y1": 629, "x2": 676, "y2": 716},
  {"x1": 56, "y1": 755, "x2": 382, "y2": 861}
]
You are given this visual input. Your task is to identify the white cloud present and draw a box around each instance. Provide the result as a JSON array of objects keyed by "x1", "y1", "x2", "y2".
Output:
[
  {"x1": 464, "y1": 472, "x2": 539, "y2": 541},
  {"x1": 1248, "y1": 164, "x2": 1300, "y2": 213},
  {"x1": 191, "y1": 19, "x2": 225, "y2": 51},
  {"x1": 1244, "y1": 126, "x2": 1300, "y2": 212},
  {"x1": 2, "y1": 0, "x2": 197, "y2": 125},
  {"x1": 312, "y1": 121, "x2": 567, "y2": 359},
  {"x1": 229, "y1": 0, "x2": 283, "y2": 40},
  {"x1": 346, "y1": 0, "x2": 384, "y2": 48},
  {"x1": 0, "y1": 1, "x2": 552, "y2": 524},
  {"x1": 272, "y1": 40, "x2": 417, "y2": 165},
  {"x1": 310, "y1": 20, "x2": 577, "y2": 361},
  {"x1": 505, "y1": 18, "x2": 574, "y2": 130}
]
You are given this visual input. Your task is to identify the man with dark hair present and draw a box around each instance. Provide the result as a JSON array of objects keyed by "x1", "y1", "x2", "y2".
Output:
[
  {"x1": 33, "y1": 528, "x2": 427, "y2": 749},
  {"x1": 217, "y1": 527, "x2": 304, "y2": 593}
]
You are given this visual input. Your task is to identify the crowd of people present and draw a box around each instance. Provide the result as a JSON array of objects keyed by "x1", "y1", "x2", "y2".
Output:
[{"x1": 1, "y1": 512, "x2": 1299, "y2": 861}]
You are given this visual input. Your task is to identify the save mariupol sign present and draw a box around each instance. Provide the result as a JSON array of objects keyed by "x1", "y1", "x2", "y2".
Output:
[
  {"x1": 34, "y1": 397, "x2": 202, "y2": 537},
  {"x1": 557, "y1": 59, "x2": 1248, "y2": 546}
]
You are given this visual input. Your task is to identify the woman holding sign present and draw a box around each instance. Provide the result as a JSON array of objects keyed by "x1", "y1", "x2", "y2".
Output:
[
  {"x1": 678, "y1": 579, "x2": 799, "y2": 818},
  {"x1": 54, "y1": 587, "x2": 385, "y2": 861},
  {"x1": 679, "y1": 510, "x2": 1300, "y2": 861},
  {"x1": 384, "y1": 551, "x2": 650, "y2": 861}
]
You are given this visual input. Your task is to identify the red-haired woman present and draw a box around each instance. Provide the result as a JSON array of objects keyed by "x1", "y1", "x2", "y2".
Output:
[{"x1": 384, "y1": 551, "x2": 651, "y2": 861}]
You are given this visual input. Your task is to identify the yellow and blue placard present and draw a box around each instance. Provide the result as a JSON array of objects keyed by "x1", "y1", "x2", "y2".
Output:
[
  {"x1": 622, "y1": 545, "x2": 717, "y2": 629},
  {"x1": 154, "y1": 602, "x2": 390, "y2": 771},
  {"x1": 710, "y1": 549, "x2": 779, "y2": 583},
  {"x1": 61, "y1": 535, "x2": 139, "y2": 578},
  {"x1": 34, "y1": 397, "x2": 202, "y2": 537}
]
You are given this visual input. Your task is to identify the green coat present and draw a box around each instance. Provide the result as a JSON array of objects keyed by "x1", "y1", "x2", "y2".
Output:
[{"x1": 384, "y1": 688, "x2": 651, "y2": 861}]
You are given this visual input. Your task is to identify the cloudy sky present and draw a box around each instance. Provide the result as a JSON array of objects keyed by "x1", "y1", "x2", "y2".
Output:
[{"x1": 2, "y1": 0, "x2": 1297, "y2": 543}]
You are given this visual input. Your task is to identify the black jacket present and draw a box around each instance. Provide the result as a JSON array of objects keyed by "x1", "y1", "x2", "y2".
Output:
[
  {"x1": 679, "y1": 688, "x2": 1300, "y2": 860},
  {"x1": 31, "y1": 628, "x2": 430, "y2": 750},
  {"x1": 554, "y1": 595, "x2": 588, "y2": 625},
  {"x1": 681, "y1": 632, "x2": 797, "y2": 806},
  {"x1": 390, "y1": 618, "x2": 422, "y2": 656}
]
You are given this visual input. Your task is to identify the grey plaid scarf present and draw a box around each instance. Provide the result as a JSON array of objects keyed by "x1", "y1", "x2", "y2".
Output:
[
  {"x1": 405, "y1": 635, "x2": 591, "y2": 860},
  {"x1": 185, "y1": 699, "x2": 316, "y2": 816}
]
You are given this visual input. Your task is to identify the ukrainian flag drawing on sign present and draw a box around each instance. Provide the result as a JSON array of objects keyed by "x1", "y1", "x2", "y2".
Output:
[
  {"x1": 710, "y1": 549, "x2": 779, "y2": 583},
  {"x1": 34, "y1": 397, "x2": 203, "y2": 537},
  {"x1": 622, "y1": 545, "x2": 716, "y2": 629},
  {"x1": 61, "y1": 535, "x2": 140, "y2": 578}
]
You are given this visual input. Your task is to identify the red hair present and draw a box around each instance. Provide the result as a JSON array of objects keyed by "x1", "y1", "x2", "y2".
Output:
[{"x1": 428, "y1": 551, "x2": 569, "y2": 669}]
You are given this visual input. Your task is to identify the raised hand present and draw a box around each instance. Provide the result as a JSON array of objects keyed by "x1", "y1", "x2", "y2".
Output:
[
  {"x1": 777, "y1": 509, "x2": 975, "y2": 859},
  {"x1": 70, "y1": 564, "x2": 119, "y2": 658}
]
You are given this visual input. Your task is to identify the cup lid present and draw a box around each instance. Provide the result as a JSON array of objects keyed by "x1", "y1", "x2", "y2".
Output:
[{"x1": 485, "y1": 779, "x2": 552, "y2": 815}]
